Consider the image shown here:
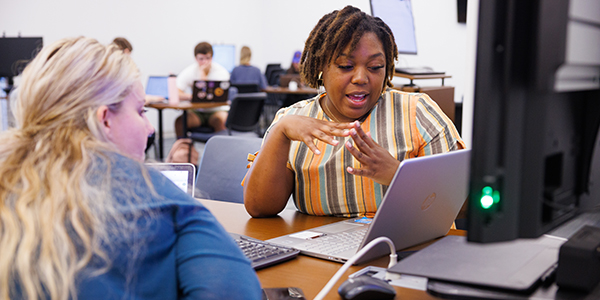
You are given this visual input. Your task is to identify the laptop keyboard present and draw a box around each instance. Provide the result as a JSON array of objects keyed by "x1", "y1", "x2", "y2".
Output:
[
  {"x1": 229, "y1": 232, "x2": 300, "y2": 270},
  {"x1": 301, "y1": 227, "x2": 368, "y2": 255}
]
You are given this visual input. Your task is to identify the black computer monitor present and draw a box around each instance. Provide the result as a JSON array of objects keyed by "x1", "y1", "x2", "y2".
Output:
[
  {"x1": 0, "y1": 37, "x2": 43, "y2": 86},
  {"x1": 370, "y1": 0, "x2": 418, "y2": 55},
  {"x1": 467, "y1": 0, "x2": 600, "y2": 243}
]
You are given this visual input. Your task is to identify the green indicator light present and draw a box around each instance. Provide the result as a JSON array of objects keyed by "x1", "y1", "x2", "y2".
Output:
[
  {"x1": 480, "y1": 195, "x2": 494, "y2": 209},
  {"x1": 480, "y1": 186, "x2": 496, "y2": 209}
]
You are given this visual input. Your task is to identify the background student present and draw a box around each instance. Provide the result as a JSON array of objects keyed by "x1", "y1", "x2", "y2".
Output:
[
  {"x1": 244, "y1": 6, "x2": 465, "y2": 218},
  {"x1": 174, "y1": 42, "x2": 230, "y2": 138},
  {"x1": 230, "y1": 46, "x2": 268, "y2": 91},
  {"x1": 0, "y1": 37, "x2": 261, "y2": 299}
]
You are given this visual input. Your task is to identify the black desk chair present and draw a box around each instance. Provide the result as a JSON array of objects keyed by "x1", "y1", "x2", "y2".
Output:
[
  {"x1": 265, "y1": 63, "x2": 282, "y2": 85},
  {"x1": 186, "y1": 92, "x2": 266, "y2": 162},
  {"x1": 195, "y1": 135, "x2": 263, "y2": 203},
  {"x1": 231, "y1": 83, "x2": 261, "y2": 94}
]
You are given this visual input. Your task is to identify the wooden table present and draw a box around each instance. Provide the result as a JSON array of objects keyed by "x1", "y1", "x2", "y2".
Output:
[
  {"x1": 197, "y1": 199, "x2": 465, "y2": 300},
  {"x1": 145, "y1": 101, "x2": 229, "y2": 160}
]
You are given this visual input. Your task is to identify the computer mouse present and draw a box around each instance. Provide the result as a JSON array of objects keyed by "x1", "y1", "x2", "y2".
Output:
[{"x1": 338, "y1": 275, "x2": 396, "y2": 300}]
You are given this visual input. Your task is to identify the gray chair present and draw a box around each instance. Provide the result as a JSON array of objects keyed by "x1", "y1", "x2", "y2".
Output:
[{"x1": 195, "y1": 135, "x2": 263, "y2": 203}]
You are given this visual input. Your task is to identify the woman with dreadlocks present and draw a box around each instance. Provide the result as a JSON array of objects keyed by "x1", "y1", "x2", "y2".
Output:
[{"x1": 244, "y1": 6, "x2": 464, "y2": 218}]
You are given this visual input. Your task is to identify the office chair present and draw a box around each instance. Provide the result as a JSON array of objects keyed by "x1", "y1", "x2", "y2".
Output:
[
  {"x1": 186, "y1": 92, "x2": 266, "y2": 162},
  {"x1": 264, "y1": 63, "x2": 282, "y2": 85},
  {"x1": 195, "y1": 135, "x2": 263, "y2": 203},
  {"x1": 231, "y1": 83, "x2": 261, "y2": 94},
  {"x1": 187, "y1": 92, "x2": 266, "y2": 140}
]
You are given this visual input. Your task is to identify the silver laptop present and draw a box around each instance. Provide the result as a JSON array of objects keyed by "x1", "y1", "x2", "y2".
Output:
[
  {"x1": 267, "y1": 149, "x2": 470, "y2": 264},
  {"x1": 146, "y1": 163, "x2": 196, "y2": 196}
]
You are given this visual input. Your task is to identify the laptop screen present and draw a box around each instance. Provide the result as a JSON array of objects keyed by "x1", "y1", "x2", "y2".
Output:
[
  {"x1": 145, "y1": 76, "x2": 169, "y2": 99},
  {"x1": 146, "y1": 163, "x2": 196, "y2": 196}
]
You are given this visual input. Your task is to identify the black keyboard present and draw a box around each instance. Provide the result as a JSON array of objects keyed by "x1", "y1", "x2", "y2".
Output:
[{"x1": 229, "y1": 232, "x2": 300, "y2": 270}]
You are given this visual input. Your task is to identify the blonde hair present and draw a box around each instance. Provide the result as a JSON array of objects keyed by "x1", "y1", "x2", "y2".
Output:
[
  {"x1": 240, "y1": 46, "x2": 251, "y2": 65},
  {"x1": 0, "y1": 37, "x2": 141, "y2": 300}
]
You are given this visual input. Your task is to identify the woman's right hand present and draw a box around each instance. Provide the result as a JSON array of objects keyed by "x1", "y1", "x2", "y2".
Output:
[{"x1": 276, "y1": 115, "x2": 353, "y2": 154}]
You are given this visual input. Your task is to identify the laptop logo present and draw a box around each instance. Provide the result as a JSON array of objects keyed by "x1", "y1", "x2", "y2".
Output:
[{"x1": 421, "y1": 193, "x2": 436, "y2": 211}]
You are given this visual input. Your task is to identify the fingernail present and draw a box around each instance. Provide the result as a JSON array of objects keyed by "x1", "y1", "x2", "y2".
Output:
[
  {"x1": 314, "y1": 149, "x2": 321, "y2": 155},
  {"x1": 347, "y1": 166, "x2": 353, "y2": 173},
  {"x1": 350, "y1": 129, "x2": 357, "y2": 135},
  {"x1": 346, "y1": 141, "x2": 352, "y2": 148},
  {"x1": 342, "y1": 129, "x2": 350, "y2": 135},
  {"x1": 331, "y1": 140, "x2": 339, "y2": 146}
]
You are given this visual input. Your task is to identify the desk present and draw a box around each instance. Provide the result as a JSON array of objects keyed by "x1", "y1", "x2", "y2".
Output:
[
  {"x1": 198, "y1": 198, "x2": 465, "y2": 300},
  {"x1": 145, "y1": 101, "x2": 229, "y2": 160},
  {"x1": 394, "y1": 73, "x2": 452, "y2": 87}
]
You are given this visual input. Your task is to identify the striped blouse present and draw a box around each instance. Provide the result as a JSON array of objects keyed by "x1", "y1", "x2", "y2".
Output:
[{"x1": 263, "y1": 88, "x2": 465, "y2": 217}]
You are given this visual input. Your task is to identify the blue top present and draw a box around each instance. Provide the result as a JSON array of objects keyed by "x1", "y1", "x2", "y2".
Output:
[
  {"x1": 230, "y1": 65, "x2": 268, "y2": 90},
  {"x1": 76, "y1": 154, "x2": 262, "y2": 299}
]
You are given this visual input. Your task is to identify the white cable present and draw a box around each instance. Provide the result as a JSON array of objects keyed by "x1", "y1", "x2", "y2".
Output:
[{"x1": 313, "y1": 236, "x2": 397, "y2": 300}]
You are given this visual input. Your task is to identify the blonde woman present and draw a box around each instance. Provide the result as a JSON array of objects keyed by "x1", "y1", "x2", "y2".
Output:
[
  {"x1": 230, "y1": 46, "x2": 268, "y2": 90},
  {"x1": 0, "y1": 37, "x2": 261, "y2": 300}
]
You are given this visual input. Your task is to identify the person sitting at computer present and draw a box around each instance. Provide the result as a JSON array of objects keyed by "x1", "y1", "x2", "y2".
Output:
[
  {"x1": 243, "y1": 5, "x2": 465, "y2": 218},
  {"x1": 174, "y1": 41, "x2": 230, "y2": 137},
  {"x1": 230, "y1": 46, "x2": 268, "y2": 91},
  {"x1": 0, "y1": 37, "x2": 261, "y2": 299}
]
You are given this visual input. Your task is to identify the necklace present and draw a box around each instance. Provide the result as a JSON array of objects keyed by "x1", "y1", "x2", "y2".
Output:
[{"x1": 321, "y1": 96, "x2": 342, "y2": 123}]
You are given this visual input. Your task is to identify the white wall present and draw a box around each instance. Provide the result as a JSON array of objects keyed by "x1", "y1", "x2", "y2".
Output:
[{"x1": 1, "y1": 0, "x2": 472, "y2": 138}]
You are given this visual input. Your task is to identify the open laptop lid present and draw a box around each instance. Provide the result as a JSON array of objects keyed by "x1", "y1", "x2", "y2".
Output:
[
  {"x1": 146, "y1": 163, "x2": 196, "y2": 196},
  {"x1": 354, "y1": 149, "x2": 470, "y2": 264},
  {"x1": 145, "y1": 76, "x2": 169, "y2": 99},
  {"x1": 268, "y1": 149, "x2": 470, "y2": 264},
  {"x1": 192, "y1": 80, "x2": 230, "y2": 103}
]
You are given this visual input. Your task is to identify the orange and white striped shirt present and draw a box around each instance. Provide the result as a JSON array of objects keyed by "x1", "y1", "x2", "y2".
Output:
[{"x1": 264, "y1": 88, "x2": 465, "y2": 217}]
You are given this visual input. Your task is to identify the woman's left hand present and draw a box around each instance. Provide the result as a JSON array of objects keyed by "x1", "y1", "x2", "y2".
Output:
[{"x1": 344, "y1": 121, "x2": 400, "y2": 186}]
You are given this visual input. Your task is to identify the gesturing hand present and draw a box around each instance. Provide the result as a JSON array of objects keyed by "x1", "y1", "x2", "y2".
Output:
[
  {"x1": 278, "y1": 115, "x2": 353, "y2": 154},
  {"x1": 345, "y1": 121, "x2": 400, "y2": 186}
]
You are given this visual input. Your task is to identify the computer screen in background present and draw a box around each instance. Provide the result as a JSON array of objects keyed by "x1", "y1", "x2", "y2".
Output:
[
  {"x1": 212, "y1": 44, "x2": 236, "y2": 73},
  {"x1": 370, "y1": 0, "x2": 417, "y2": 55},
  {"x1": 0, "y1": 37, "x2": 43, "y2": 85},
  {"x1": 145, "y1": 76, "x2": 169, "y2": 99}
]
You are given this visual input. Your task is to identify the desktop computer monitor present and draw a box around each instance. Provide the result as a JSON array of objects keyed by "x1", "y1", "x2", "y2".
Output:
[
  {"x1": 212, "y1": 44, "x2": 236, "y2": 73},
  {"x1": 468, "y1": 0, "x2": 600, "y2": 243},
  {"x1": 0, "y1": 37, "x2": 43, "y2": 86},
  {"x1": 370, "y1": 0, "x2": 417, "y2": 55}
]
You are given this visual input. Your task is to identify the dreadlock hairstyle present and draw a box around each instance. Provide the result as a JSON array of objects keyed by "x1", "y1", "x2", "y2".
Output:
[{"x1": 300, "y1": 5, "x2": 398, "y2": 90}]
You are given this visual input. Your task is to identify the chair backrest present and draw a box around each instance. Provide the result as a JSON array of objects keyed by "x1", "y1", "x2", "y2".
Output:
[
  {"x1": 225, "y1": 92, "x2": 266, "y2": 133},
  {"x1": 264, "y1": 63, "x2": 281, "y2": 82},
  {"x1": 196, "y1": 136, "x2": 263, "y2": 203},
  {"x1": 231, "y1": 83, "x2": 261, "y2": 94}
]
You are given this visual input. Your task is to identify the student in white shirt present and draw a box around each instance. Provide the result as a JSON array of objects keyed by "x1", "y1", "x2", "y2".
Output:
[{"x1": 175, "y1": 42, "x2": 230, "y2": 137}]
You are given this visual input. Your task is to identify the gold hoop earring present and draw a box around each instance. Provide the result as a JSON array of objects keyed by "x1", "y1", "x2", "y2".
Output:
[{"x1": 317, "y1": 71, "x2": 324, "y2": 95}]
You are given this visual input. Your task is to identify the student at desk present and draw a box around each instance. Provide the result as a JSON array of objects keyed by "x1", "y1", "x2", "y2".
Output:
[
  {"x1": 244, "y1": 6, "x2": 465, "y2": 218},
  {"x1": 0, "y1": 37, "x2": 261, "y2": 299},
  {"x1": 230, "y1": 46, "x2": 268, "y2": 91},
  {"x1": 174, "y1": 41, "x2": 230, "y2": 137}
]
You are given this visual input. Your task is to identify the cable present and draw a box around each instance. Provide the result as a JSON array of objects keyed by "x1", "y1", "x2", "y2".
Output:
[{"x1": 313, "y1": 237, "x2": 397, "y2": 300}]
